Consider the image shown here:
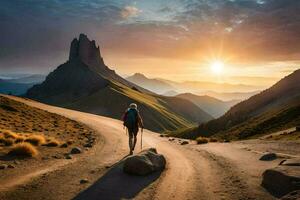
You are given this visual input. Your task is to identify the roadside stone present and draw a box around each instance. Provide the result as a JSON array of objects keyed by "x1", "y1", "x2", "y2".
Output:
[
  {"x1": 0, "y1": 164, "x2": 8, "y2": 169},
  {"x1": 71, "y1": 147, "x2": 82, "y2": 154},
  {"x1": 7, "y1": 164, "x2": 15, "y2": 169},
  {"x1": 181, "y1": 141, "x2": 189, "y2": 145},
  {"x1": 84, "y1": 143, "x2": 93, "y2": 148},
  {"x1": 262, "y1": 165, "x2": 300, "y2": 197},
  {"x1": 260, "y1": 153, "x2": 277, "y2": 161},
  {"x1": 60, "y1": 143, "x2": 68, "y2": 148},
  {"x1": 65, "y1": 154, "x2": 72, "y2": 159},
  {"x1": 80, "y1": 179, "x2": 89, "y2": 184},
  {"x1": 123, "y1": 148, "x2": 166, "y2": 176}
]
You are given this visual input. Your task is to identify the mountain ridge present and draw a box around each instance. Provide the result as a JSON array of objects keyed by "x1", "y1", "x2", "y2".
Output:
[
  {"x1": 171, "y1": 69, "x2": 300, "y2": 139},
  {"x1": 25, "y1": 34, "x2": 213, "y2": 132}
]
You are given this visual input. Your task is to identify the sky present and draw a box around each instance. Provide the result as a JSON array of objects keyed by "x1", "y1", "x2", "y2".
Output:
[{"x1": 0, "y1": 0, "x2": 300, "y2": 88}]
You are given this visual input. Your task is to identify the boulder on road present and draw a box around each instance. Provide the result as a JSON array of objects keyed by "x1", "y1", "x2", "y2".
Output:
[
  {"x1": 262, "y1": 165, "x2": 300, "y2": 197},
  {"x1": 260, "y1": 152, "x2": 277, "y2": 161},
  {"x1": 123, "y1": 148, "x2": 166, "y2": 176}
]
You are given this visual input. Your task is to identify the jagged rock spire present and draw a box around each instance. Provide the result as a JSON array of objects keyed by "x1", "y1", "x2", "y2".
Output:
[{"x1": 69, "y1": 34, "x2": 104, "y2": 67}]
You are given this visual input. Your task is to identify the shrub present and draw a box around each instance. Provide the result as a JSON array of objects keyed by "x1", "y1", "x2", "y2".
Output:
[
  {"x1": 196, "y1": 137, "x2": 209, "y2": 144},
  {"x1": 8, "y1": 143, "x2": 38, "y2": 157},
  {"x1": 15, "y1": 136, "x2": 26, "y2": 143},
  {"x1": 3, "y1": 130, "x2": 19, "y2": 139},
  {"x1": 25, "y1": 135, "x2": 46, "y2": 146},
  {"x1": 44, "y1": 138, "x2": 60, "y2": 147},
  {"x1": 0, "y1": 138, "x2": 14, "y2": 146},
  {"x1": 209, "y1": 138, "x2": 218, "y2": 142}
]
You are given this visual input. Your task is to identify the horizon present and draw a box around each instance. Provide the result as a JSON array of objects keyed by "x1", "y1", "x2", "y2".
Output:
[{"x1": 1, "y1": 0, "x2": 300, "y2": 89}]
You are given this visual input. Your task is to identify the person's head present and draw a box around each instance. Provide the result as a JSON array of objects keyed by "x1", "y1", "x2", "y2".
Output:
[{"x1": 129, "y1": 103, "x2": 137, "y2": 110}]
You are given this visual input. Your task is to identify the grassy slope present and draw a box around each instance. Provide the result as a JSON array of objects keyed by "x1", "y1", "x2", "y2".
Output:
[
  {"x1": 170, "y1": 96, "x2": 300, "y2": 140},
  {"x1": 65, "y1": 81, "x2": 212, "y2": 132},
  {"x1": 170, "y1": 70, "x2": 300, "y2": 140}
]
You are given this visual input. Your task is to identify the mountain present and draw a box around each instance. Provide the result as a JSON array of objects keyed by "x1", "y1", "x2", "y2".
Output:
[
  {"x1": 0, "y1": 79, "x2": 35, "y2": 95},
  {"x1": 158, "y1": 78, "x2": 260, "y2": 94},
  {"x1": 26, "y1": 34, "x2": 213, "y2": 132},
  {"x1": 200, "y1": 91, "x2": 260, "y2": 101},
  {"x1": 0, "y1": 74, "x2": 45, "y2": 95},
  {"x1": 126, "y1": 73, "x2": 175, "y2": 94},
  {"x1": 163, "y1": 90, "x2": 179, "y2": 97},
  {"x1": 176, "y1": 93, "x2": 239, "y2": 118},
  {"x1": 6, "y1": 74, "x2": 46, "y2": 84},
  {"x1": 127, "y1": 74, "x2": 260, "y2": 100},
  {"x1": 171, "y1": 69, "x2": 300, "y2": 139}
]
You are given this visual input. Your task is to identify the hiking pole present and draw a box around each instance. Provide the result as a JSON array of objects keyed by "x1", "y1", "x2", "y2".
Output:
[{"x1": 141, "y1": 127, "x2": 143, "y2": 150}]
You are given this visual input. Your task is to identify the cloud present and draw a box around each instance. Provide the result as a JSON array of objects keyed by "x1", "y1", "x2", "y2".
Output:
[{"x1": 120, "y1": 6, "x2": 142, "y2": 19}]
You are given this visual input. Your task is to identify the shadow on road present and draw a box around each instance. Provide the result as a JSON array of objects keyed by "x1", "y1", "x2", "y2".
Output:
[{"x1": 73, "y1": 156, "x2": 162, "y2": 200}]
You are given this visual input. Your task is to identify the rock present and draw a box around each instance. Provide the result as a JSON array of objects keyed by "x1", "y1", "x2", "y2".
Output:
[
  {"x1": 84, "y1": 143, "x2": 93, "y2": 148},
  {"x1": 80, "y1": 179, "x2": 89, "y2": 184},
  {"x1": 296, "y1": 126, "x2": 300, "y2": 131},
  {"x1": 65, "y1": 154, "x2": 72, "y2": 159},
  {"x1": 260, "y1": 153, "x2": 277, "y2": 161},
  {"x1": 181, "y1": 141, "x2": 189, "y2": 145},
  {"x1": 123, "y1": 148, "x2": 166, "y2": 176},
  {"x1": 0, "y1": 164, "x2": 8, "y2": 169},
  {"x1": 280, "y1": 159, "x2": 300, "y2": 166},
  {"x1": 71, "y1": 147, "x2": 82, "y2": 154},
  {"x1": 168, "y1": 138, "x2": 175, "y2": 141},
  {"x1": 262, "y1": 166, "x2": 300, "y2": 197},
  {"x1": 7, "y1": 164, "x2": 15, "y2": 169},
  {"x1": 60, "y1": 143, "x2": 68, "y2": 148},
  {"x1": 281, "y1": 190, "x2": 300, "y2": 200}
]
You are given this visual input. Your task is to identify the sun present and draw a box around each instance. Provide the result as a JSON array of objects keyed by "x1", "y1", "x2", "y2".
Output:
[{"x1": 211, "y1": 61, "x2": 224, "y2": 74}]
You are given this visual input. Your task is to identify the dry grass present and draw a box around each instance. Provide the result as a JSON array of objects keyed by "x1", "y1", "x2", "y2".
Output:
[
  {"x1": 15, "y1": 135, "x2": 26, "y2": 143},
  {"x1": 25, "y1": 135, "x2": 46, "y2": 146},
  {"x1": 8, "y1": 143, "x2": 38, "y2": 157},
  {"x1": 0, "y1": 95, "x2": 96, "y2": 159},
  {"x1": 44, "y1": 138, "x2": 60, "y2": 147},
  {"x1": 196, "y1": 137, "x2": 209, "y2": 144},
  {"x1": 2, "y1": 130, "x2": 19, "y2": 139},
  {"x1": 0, "y1": 137, "x2": 14, "y2": 146}
]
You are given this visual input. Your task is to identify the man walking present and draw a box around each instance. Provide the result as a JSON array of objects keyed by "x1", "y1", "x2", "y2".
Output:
[{"x1": 122, "y1": 103, "x2": 144, "y2": 155}]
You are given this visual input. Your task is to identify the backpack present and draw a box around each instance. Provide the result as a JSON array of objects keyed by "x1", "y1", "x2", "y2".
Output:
[{"x1": 123, "y1": 109, "x2": 138, "y2": 130}]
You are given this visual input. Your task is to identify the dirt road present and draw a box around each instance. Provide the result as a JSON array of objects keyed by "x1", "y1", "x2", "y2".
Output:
[{"x1": 2, "y1": 96, "x2": 299, "y2": 200}]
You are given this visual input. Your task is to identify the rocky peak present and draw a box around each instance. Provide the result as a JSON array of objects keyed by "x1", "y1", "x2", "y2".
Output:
[{"x1": 69, "y1": 34, "x2": 105, "y2": 67}]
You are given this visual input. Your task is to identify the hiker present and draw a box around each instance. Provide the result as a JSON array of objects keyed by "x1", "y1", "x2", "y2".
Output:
[{"x1": 122, "y1": 103, "x2": 144, "y2": 155}]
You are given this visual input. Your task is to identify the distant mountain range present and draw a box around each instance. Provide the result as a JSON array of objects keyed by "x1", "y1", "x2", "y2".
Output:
[
  {"x1": 0, "y1": 74, "x2": 45, "y2": 95},
  {"x1": 25, "y1": 34, "x2": 213, "y2": 132},
  {"x1": 126, "y1": 73, "x2": 174, "y2": 95},
  {"x1": 171, "y1": 69, "x2": 300, "y2": 139},
  {"x1": 126, "y1": 73, "x2": 260, "y2": 101},
  {"x1": 176, "y1": 93, "x2": 239, "y2": 118}
]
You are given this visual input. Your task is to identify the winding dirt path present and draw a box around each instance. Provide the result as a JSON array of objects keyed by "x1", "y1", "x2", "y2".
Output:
[{"x1": 2, "y1": 96, "x2": 298, "y2": 200}]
